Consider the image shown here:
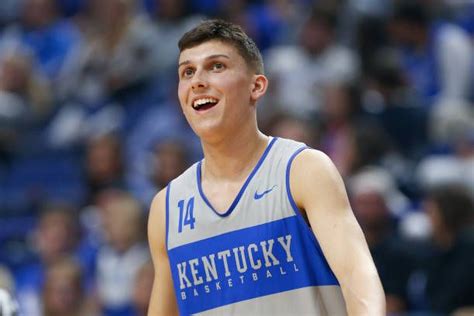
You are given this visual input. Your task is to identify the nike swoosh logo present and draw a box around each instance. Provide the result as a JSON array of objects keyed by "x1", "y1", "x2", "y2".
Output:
[{"x1": 254, "y1": 185, "x2": 277, "y2": 200}]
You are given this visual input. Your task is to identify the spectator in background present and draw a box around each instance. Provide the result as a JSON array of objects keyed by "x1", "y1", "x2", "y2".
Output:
[
  {"x1": 260, "y1": 0, "x2": 304, "y2": 46},
  {"x1": 420, "y1": 184, "x2": 474, "y2": 313},
  {"x1": 0, "y1": 265, "x2": 15, "y2": 294},
  {"x1": 58, "y1": 0, "x2": 160, "y2": 105},
  {"x1": 335, "y1": 121, "x2": 391, "y2": 179},
  {"x1": 0, "y1": 0, "x2": 81, "y2": 80},
  {"x1": 262, "y1": 111, "x2": 320, "y2": 148},
  {"x1": 0, "y1": 289, "x2": 19, "y2": 316},
  {"x1": 0, "y1": 265, "x2": 18, "y2": 316},
  {"x1": 79, "y1": 187, "x2": 127, "y2": 250},
  {"x1": 150, "y1": 0, "x2": 203, "y2": 81},
  {"x1": 132, "y1": 260, "x2": 154, "y2": 316},
  {"x1": 263, "y1": 4, "x2": 359, "y2": 118},
  {"x1": 95, "y1": 192, "x2": 150, "y2": 316},
  {"x1": 0, "y1": 42, "x2": 52, "y2": 164},
  {"x1": 47, "y1": 0, "x2": 163, "y2": 149},
  {"x1": 85, "y1": 133, "x2": 125, "y2": 204},
  {"x1": 319, "y1": 82, "x2": 361, "y2": 176},
  {"x1": 150, "y1": 141, "x2": 188, "y2": 191},
  {"x1": 79, "y1": 188, "x2": 141, "y2": 285},
  {"x1": 361, "y1": 49, "x2": 428, "y2": 161},
  {"x1": 14, "y1": 203, "x2": 82, "y2": 316},
  {"x1": 388, "y1": 0, "x2": 473, "y2": 106},
  {"x1": 216, "y1": 0, "x2": 294, "y2": 51},
  {"x1": 42, "y1": 256, "x2": 98, "y2": 316},
  {"x1": 417, "y1": 98, "x2": 474, "y2": 193},
  {"x1": 339, "y1": 0, "x2": 391, "y2": 65},
  {"x1": 125, "y1": 98, "x2": 200, "y2": 206}
]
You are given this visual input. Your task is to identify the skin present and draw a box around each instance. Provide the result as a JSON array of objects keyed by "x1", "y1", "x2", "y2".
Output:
[
  {"x1": 148, "y1": 40, "x2": 385, "y2": 315},
  {"x1": 290, "y1": 150, "x2": 385, "y2": 315},
  {"x1": 148, "y1": 190, "x2": 178, "y2": 316}
]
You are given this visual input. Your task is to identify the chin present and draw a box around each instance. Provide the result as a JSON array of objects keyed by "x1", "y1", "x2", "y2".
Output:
[
  {"x1": 194, "y1": 125, "x2": 226, "y2": 143},
  {"x1": 189, "y1": 117, "x2": 219, "y2": 133},
  {"x1": 195, "y1": 127, "x2": 220, "y2": 140}
]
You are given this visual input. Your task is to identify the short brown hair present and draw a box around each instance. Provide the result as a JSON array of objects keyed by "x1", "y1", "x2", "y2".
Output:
[{"x1": 178, "y1": 19, "x2": 264, "y2": 74}]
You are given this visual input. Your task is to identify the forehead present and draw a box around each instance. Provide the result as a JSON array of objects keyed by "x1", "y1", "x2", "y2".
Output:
[{"x1": 178, "y1": 40, "x2": 244, "y2": 65}]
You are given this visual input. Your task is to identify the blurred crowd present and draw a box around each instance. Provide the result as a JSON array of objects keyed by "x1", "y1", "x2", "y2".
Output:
[{"x1": 0, "y1": 0, "x2": 473, "y2": 315}]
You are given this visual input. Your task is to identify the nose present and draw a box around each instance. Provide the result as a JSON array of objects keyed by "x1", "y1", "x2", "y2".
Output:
[{"x1": 191, "y1": 69, "x2": 208, "y2": 91}]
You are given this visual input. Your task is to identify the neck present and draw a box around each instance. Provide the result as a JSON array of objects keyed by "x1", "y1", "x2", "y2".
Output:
[{"x1": 201, "y1": 128, "x2": 269, "y2": 182}]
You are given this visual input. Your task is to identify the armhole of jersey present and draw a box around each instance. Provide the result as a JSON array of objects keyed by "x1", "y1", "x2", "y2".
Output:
[
  {"x1": 165, "y1": 182, "x2": 172, "y2": 250},
  {"x1": 285, "y1": 146, "x2": 329, "y2": 256},
  {"x1": 285, "y1": 146, "x2": 309, "y2": 216}
]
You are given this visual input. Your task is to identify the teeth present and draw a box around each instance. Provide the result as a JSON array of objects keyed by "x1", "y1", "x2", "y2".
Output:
[{"x1": 193, "y1": 97, "x2": 218, "y2": 109}]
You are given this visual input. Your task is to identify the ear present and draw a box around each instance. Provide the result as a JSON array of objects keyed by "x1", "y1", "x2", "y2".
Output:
[{"x1": 250, "y1": 74, "x2": 268, "y2": 103}]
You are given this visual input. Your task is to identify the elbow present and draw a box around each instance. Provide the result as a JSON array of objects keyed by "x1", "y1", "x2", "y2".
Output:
[{"x1": 342, "y1": 265, "x2": 386, "y2": 315}]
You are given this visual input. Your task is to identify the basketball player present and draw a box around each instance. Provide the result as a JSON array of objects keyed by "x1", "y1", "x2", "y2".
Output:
[{"x1": 147, "y1": 20, "x2": 385, "y2": 315}]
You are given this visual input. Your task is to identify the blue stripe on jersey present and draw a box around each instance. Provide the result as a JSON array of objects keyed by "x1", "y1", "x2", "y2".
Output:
[
  {"x1": 168, "y1": 215, "x2": 339, "y2": 315},
  {"x1": 196, "y1": 137, "x2": 278, "y2": 217},
  {"x1": 285, "y1": 146, "x2": 308, "y2": 215},
  {"x1": 165, "y1": 182, "x2": 172, "y2": 249}
]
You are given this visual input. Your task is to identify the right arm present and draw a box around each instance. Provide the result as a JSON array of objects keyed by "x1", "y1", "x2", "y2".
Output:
[{"x1": 147, "y1": 188, "x2": 179, "y2": 316}]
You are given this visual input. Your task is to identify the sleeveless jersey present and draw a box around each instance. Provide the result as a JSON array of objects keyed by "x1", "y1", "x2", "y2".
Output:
[{"x1": 165, "y1": 137, "x2": 347, "y2": 315}]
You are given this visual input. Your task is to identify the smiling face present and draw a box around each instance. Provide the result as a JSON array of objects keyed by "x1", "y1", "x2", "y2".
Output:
[{"x1": 178, "y1": 40, "x2": 267, "y2": 142}]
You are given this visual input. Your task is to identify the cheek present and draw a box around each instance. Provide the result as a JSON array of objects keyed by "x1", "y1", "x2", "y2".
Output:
[
  {"x1": 222, "y1": 77, "x2": 251, "y2": 102},
  {"x1": 177, "y1": 83, "x2": 188, "y2": 107}
]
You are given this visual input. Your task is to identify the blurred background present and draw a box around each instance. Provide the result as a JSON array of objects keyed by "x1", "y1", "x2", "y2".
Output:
[{"x1": 0, "y1": 0, "x2": 473, "y2": 315}]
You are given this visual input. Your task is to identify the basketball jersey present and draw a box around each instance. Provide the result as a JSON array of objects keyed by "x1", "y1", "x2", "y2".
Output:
[{"x1": 165, "y1": 137, "x2": 347, "y2": 315}]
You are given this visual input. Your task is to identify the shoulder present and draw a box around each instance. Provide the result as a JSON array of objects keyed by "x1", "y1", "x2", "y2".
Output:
[
  {"x1": 291, "y1": 148, "x2": 337, "y2": 179},
  {"x1": 150, "y1": 185, "x2": 167, "y2": 207},
  {"x1": 289, "y1": 148, "x2": 348, "y2": 210},
  {"x1": 148, "y1": 187, "x2": 170, "y2": 258},
  {"x1": 270, "y1": 137, "x2": 334, "y2": 183},
  {"x1": 148, "y1": 188, "x2": 167, "y2": 231}
]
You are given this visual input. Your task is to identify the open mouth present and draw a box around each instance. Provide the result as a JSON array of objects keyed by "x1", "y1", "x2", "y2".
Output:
[{"x1": 192, "y1": 97, "x2": 219, "y2": 111}]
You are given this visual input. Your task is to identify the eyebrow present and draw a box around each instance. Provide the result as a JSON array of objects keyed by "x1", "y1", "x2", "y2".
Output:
[{"x1": 178, "y1": 54, "x2": 230, "y2": 68}]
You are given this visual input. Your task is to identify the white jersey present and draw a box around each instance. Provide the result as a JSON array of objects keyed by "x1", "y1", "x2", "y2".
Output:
[{"x1": 165, "y1": 137, "x2": 347, "y2": 315}]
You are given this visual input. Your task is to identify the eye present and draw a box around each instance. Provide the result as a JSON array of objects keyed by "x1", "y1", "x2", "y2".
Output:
[
  {"x1": 212, "y1": 62, "x2": 225, "y2": 71},
  {"x1": 182, "y1": 67, "x2": 194, "y2": 78}
]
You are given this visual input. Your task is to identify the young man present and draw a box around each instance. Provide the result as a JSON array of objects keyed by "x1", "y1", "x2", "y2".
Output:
[{"x1": 148, "y1": 20, "x2": 385, "y2": 315}]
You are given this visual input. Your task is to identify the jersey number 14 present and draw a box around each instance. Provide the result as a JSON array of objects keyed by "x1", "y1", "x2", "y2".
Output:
[{"x1": 178, "y1": 197, "x2": 196, "y2": 233}]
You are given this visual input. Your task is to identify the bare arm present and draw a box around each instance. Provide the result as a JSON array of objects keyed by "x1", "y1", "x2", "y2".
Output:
[
  {"x1": 147, "y1": 189, "x2": 179, "y2": 316},
  {"x1": 290, "y1": 149, "x2": 385, "y2": 315}
]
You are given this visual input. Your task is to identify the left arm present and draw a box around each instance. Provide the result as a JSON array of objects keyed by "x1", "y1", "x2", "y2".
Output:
[{"x1": 290, "y1": 149, "x2": 385, "y2": 315}]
